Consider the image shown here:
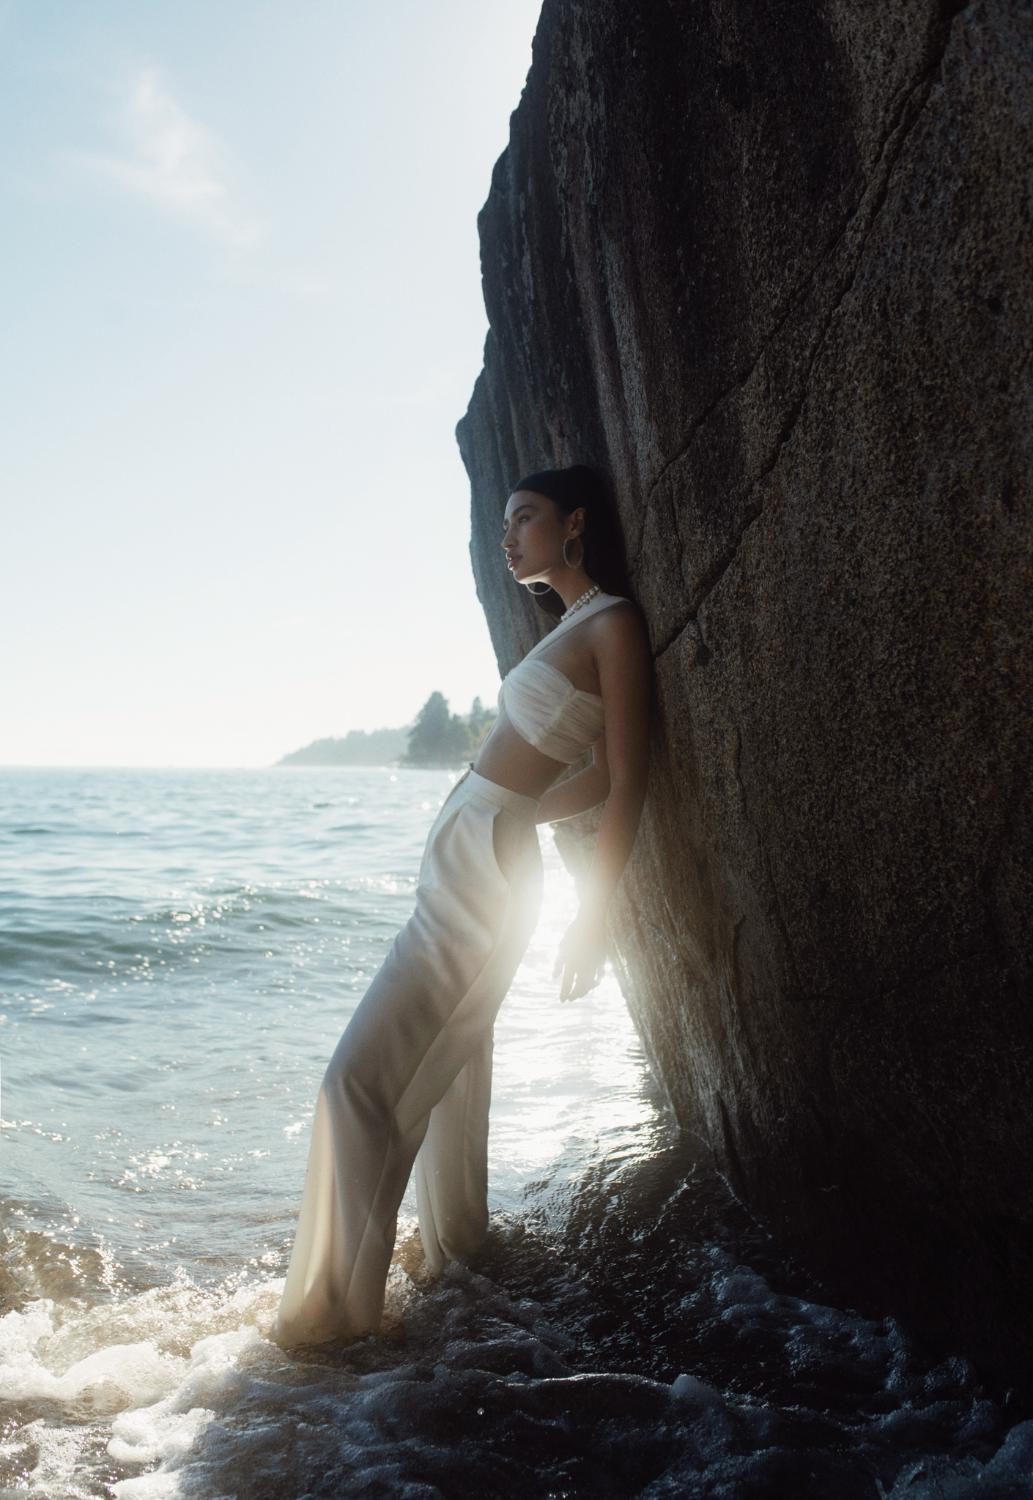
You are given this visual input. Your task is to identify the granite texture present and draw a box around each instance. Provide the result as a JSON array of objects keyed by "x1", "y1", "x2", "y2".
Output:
[{"x1": 455, "y1": 0, "x2": 1033, "y2": 1382}]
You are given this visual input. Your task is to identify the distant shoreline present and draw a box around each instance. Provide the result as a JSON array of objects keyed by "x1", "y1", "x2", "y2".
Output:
[{"x1": 0, "y1": 762, "x2": 467, "y2": 773}]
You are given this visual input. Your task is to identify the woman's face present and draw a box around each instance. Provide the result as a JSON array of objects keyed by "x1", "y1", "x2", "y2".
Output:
[{"x1": 501, "y1": 490, "x2": 578, "y2": 584}]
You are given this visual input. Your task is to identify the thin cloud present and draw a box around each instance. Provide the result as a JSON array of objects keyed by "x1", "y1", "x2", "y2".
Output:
[{"x1": 79, "y1": 65, "x2": 262, "y2": 249}]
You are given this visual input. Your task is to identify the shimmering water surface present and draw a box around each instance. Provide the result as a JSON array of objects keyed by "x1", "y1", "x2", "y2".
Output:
[{"x1": 1, "y1": 767, "x2": 1031, "y2": 1499}]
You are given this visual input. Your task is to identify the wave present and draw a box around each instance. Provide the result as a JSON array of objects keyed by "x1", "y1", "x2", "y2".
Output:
[
  {"x1": 0, "y1": 880, "x2": 417, "y2": 988},
  {"x1": 2, "y1": 1150, "x2": 1031, "y2": 1499}
]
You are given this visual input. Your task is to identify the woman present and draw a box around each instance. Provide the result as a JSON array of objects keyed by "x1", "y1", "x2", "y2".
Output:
[{"x1": 273, "y1": 464, "x2": 652, "y2": 1348}]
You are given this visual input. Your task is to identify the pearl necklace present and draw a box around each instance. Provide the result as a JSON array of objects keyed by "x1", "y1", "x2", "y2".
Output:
[{"x1": 560, "y1": 583, "x2": 601, "y2": 621}]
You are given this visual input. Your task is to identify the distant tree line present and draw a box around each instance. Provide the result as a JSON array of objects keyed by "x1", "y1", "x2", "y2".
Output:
[
  {"x1": 400, "y1": 693, "x2": 495, "y2": 768},
  {"x1": 277, "y1": 695, "x2": 495, "y2": 769},
  {"x1": 277, "y1": 726, "x2": 409, "y2": 767}
]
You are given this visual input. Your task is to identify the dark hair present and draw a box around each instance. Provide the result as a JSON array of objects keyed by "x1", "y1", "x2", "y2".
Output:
[{"x1": 509, "y1": 464, "x2": 635, "y2": 617}]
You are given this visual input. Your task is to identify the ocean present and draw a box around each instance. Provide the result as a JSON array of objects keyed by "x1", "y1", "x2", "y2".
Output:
[{"x1": 1, "y1": 766, "x2": 1031, "y2": 1498}]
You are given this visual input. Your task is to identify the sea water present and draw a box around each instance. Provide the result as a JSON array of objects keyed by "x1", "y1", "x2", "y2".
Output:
[{"x1": 1, "y1": 766, "x2": 1031, "y2": 1499}]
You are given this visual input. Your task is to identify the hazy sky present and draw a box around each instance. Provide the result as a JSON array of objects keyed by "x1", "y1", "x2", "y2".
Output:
[{"x1": 1, "y1": 0, "x2": 543, "y2": 767}]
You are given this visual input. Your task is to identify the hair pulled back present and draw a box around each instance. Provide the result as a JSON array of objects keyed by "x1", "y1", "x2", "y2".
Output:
[{"x1": 509, "y1": 463, "x2": 634, "y2": 617}]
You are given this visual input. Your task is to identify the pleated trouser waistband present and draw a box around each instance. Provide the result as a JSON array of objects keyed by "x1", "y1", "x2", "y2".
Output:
[{"x1": 454, "y1": 763, "x2": 540, "y2": 818}]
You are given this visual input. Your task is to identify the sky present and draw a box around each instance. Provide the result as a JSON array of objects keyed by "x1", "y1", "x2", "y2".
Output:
[{"x1": 0, "y1": 0, "x2": 543, "y2": 767}]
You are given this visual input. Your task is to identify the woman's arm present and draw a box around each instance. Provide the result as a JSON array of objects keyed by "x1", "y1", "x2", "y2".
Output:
[
  {"x1": 554, "y1": 603, "x2": 653, "y2": 1002},
  {"x1": 535, "y1": 740, "x2": 610, "y2": 823}
]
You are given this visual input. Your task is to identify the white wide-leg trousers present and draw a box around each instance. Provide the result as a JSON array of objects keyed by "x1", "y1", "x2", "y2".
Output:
[{"x1": 273, "y1": 767, "x2": 543, "y2": 1348}]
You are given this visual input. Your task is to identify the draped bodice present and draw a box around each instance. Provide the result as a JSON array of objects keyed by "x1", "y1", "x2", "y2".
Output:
[{"x1": 495, "y1": 592, "x2": 628, "y2": 763}]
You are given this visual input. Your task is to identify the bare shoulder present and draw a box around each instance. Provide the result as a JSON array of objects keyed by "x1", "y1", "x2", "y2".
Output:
[{"x1": 590, "y1": 599, "x2": 651, "y2": 663}]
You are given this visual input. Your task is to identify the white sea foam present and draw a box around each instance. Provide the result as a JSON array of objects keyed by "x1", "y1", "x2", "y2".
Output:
[{"x1": 3, "y1": 1236, "x2": 1031, "y2": 1500}]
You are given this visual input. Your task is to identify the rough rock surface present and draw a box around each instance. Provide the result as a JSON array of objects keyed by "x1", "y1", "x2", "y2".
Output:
[{"x1": 456, "y1": 0, "x2": 1033, "y2": 1382}]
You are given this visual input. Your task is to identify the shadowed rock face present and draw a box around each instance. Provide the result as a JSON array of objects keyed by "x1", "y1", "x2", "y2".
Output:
[{"x1": 456, "y1": 0, "x2": 1032, "y2": 1382}]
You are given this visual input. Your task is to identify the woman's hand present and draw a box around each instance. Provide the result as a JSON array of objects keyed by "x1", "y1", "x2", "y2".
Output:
[{"x1": 553, "y1": 912, "x2": 608, "y2": 1003}]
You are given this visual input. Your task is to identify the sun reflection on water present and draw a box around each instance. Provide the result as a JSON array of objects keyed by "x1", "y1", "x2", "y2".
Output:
[{"x1": 486, "y1": 821, "x2": 654, "y2": 1207}]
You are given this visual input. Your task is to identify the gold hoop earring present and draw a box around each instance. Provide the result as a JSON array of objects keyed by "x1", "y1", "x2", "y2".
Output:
[
  {"x1": 562, "y1": 535, "x2": 584, "y2": 569},
  {"x1": 526, "y1": 580, "x2": 551, "y2": 596}
]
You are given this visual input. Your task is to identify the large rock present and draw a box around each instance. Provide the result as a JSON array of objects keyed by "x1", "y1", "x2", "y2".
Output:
[{"x1": 456, "y1": 0, "x2": 1033, "y2": 1382}]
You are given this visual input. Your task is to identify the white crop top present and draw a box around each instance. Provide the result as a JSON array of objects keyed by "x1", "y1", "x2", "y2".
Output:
[{"x1": 496, "y1": 592, "x2": 628, "y2": 763}]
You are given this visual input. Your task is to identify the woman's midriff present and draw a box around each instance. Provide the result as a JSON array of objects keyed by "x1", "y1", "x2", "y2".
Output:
[{"x1": 470, "y1": 709, "x2": 569, "y2": 799}]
